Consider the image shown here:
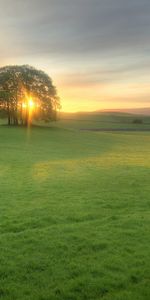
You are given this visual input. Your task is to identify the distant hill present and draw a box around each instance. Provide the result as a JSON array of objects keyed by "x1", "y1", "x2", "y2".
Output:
[
  {"x1": 56, "y1": 109, "x2": 150, "y2": 131},
  {"x1": 100, "y1": 107, "x2": 150, "y2": 116},
  {"x1": 61, "y1": 107, "x2": 150, "y2": 117}
]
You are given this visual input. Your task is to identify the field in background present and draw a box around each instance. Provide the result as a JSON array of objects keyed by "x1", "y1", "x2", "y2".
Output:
[
  {"x1": 0, "y1": 118, "x2": 150, "y2": 299},
  {"x1": 54, "y1": 111, "x2": 150, "y2": 130}
]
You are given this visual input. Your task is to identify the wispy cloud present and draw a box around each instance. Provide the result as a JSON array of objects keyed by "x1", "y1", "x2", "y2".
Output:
[{"x1": 0, "y1": 0, "x2": 150, "y2": 110}]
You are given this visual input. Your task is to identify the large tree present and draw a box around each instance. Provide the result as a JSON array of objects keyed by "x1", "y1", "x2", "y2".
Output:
[{"x1": 0, "y1": 65, "x2": 60, "y2": 126}]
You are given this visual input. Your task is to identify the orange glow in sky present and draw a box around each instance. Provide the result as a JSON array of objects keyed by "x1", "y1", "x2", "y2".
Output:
[
  {"x1": 0, "y1": 0, "x2": 150, "y2": 113},
  {"x1": 56, "y1": 80, "x2": 150, "y2": 112}
]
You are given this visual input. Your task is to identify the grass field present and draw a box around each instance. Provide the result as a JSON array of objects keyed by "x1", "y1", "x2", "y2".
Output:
[
  {"x1": 0, "y1": 119, "x2": 150, "y2": 299},
  {"x1": 54, "y1": 112, "x2": 150, "y2": 130}
]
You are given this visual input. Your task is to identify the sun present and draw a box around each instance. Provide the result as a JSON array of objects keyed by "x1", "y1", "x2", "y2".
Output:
[
  {"x1": 22, "y1": 97, "x2": 35, "y2": 109},
  {"x1": 21, "y1": 96, "x2": 36, "y2": 125},
  {"x1": 28, "y1": 98, "x2": 35, "y2": 108}
]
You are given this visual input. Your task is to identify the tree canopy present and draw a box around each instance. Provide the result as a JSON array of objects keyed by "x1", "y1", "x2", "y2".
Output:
[{"x1": 0, "y1": 65, "x2": 60, "y2": 126}]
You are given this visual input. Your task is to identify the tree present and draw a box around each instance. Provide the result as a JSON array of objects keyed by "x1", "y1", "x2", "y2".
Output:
[{"x1": 0, "y1": 65, "x2": 60, "y2": 126}]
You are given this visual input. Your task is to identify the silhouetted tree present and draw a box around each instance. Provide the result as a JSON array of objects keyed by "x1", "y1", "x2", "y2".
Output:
[{"x1": 0, "y1": 65, "x2": 60, "y2": 126}]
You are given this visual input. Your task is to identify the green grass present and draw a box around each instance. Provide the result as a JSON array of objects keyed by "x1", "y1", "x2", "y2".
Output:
[
  {"x1": 54, "y1": 112, "x2": 150, "y2": 130},
  {"x1": 0, "y1": 123, "x2": 150, "y2": 300}
]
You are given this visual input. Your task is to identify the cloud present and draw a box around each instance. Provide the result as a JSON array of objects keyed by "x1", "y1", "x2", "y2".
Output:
[
  {"x1": 0, "y1": 0, "x2": 150, "y2": 110},
  {"x1": 0, "y1": 0, "x2": 150, "y2": 58}
]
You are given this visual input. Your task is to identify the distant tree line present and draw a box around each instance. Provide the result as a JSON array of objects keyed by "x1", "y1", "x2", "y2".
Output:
[{"x1": 0, "y1": 65, "x2": 60, "y2": 126}]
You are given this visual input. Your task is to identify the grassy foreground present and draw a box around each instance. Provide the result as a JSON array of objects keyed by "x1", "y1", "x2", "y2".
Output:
[{"x1": 0, "y1": 125, "x2": 150, "y2": 300}]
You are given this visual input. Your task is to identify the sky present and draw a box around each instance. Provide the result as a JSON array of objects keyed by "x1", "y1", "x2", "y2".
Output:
[{"x1": 0, "y1": 0, "x2": 150, "y2": 112}]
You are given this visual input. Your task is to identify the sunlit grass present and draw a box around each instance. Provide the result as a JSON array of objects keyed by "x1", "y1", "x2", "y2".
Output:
[{"x1": 0, "y1": 125, "x2": 150, "y2": 299}]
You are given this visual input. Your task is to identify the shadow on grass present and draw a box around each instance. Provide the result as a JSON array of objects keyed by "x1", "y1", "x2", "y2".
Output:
[{"x1": 0, "y1": 123, "x2": 65, "y2": 131}]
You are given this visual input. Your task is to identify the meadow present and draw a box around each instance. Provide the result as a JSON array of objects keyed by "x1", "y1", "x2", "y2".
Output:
[
  {"x1": 54, "y1": 112, "x2": 150, "y2": 130},
  {"x1": 0, "y1": 116, "x2": 150, "y2": 300}
]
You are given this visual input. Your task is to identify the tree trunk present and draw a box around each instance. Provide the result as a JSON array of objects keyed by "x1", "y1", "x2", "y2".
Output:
[{"x1": 7, "y1": 101, "x2": 11, "y2": 125}]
